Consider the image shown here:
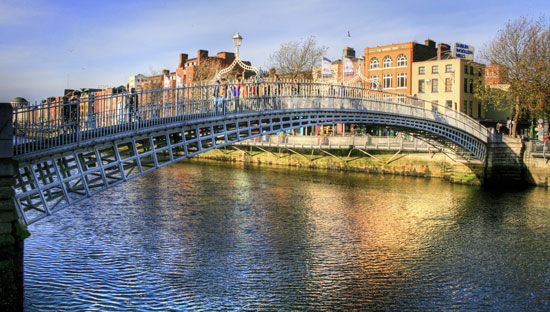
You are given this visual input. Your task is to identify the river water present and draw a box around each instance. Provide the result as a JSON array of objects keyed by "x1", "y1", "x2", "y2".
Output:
[{"x1": 24, "y1": 161, "x2": 549, "y2": 311}]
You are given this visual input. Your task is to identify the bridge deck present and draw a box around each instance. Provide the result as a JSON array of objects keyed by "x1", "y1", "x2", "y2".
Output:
[{"x1": 7, "y1": 82, "x2": 490, "y2": 225}]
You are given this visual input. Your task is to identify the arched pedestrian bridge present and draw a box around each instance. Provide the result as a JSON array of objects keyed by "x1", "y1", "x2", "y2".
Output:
[{"x1": 7, "y1": 81, "x2": 489, "y2": 224}]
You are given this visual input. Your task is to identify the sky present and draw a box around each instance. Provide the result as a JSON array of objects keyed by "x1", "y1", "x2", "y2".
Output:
[{"x1": 0, "y1": 0, "x2": 548, "y2": 102}]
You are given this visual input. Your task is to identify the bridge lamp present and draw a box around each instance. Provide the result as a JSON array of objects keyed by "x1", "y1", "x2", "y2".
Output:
[{"x1": 233, "y1": 32, "x2": 243, "y2": 56}]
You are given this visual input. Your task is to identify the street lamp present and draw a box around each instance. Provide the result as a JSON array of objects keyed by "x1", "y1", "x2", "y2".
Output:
[
  {"x1": 213, "y1": 32, "x2": 259, "y2": 82},
  {"x1": 232, "y1": 32, "x2": 243, "y2": 56}
]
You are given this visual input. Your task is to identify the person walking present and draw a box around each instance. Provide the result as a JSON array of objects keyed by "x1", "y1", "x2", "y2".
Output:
[
  {"x1": 231, "y1": 78, "x2": 241, "y2": 112},
  {"x1": 127, "y1": 88, "x2": 138, "y2": 123},
  {"x1": 506, "y1": 117, "x2": 512, "y2": 136},
  {"x1": 213, "y1": 80, "x2": 221, "y2": 114}
]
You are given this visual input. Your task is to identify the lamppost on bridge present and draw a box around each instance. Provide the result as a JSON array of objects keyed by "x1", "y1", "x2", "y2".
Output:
[{"x1": 213, "y1": 32, "x2": 260, "y2": 82}]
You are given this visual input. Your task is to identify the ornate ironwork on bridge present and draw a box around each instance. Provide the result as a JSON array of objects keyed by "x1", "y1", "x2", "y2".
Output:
[{"x1": 9, "y1": 81, "x2": 488, "y2": 224}]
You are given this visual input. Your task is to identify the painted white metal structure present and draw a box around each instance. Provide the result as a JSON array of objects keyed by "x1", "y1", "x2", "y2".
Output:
[
  {"x1": 213, "y1": 32, "x2": 260, "y2": 82},
  {"x1": 11, "y1": 81, "x2": 489, "y2": 225}
]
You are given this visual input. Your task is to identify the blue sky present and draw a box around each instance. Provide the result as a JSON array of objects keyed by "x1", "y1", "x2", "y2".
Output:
[{"x1": 0, "y1": 0, "x2": 547, "y2": 102}]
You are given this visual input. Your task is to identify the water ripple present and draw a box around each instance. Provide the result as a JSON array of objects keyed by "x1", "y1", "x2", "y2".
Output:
[{"x1": 24, "y1": 162, "x2": 550, "y2": 311}]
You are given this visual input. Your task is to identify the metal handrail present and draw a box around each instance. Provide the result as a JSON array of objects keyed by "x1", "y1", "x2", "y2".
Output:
[{"x1": 12, "y1": 81, "x2": 489, "y2": 157}]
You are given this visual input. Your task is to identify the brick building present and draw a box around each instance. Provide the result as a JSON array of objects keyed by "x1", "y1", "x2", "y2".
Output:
[
  {"x1": 175, "y1": 50, "x2": 251, "y2": 85},
  {"x1": 485, "y1": 64, "x2": 509, "y2": 87},
  {"x1": 364, "y1": 39, "x2": 438, "y2": 94}
]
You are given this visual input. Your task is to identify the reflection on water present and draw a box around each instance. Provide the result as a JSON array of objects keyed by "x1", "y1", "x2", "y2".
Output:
[{"x1": 25, "y1": 161, "x2": 550, "y2": 311}]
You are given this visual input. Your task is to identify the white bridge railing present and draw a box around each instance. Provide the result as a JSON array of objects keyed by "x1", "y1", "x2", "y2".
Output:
[{"x1": 12, "y1": 81, "x2": 489, "y2": 157}]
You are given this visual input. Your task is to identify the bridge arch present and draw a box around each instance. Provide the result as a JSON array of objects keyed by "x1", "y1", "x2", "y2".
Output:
[{"x1": 11, "y1": 81, "x2": 489, "y2": 224}]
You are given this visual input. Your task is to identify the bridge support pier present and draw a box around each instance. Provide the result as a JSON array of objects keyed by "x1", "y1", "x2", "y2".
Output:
[
  {"x1": 483, "y1": 137, "x2": 529, "y2": 188},
  {"x1": 0, "y1": 103, "x2": 28, "y2": 311}
]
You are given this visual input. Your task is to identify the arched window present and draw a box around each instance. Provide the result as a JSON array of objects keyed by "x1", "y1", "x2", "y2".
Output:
[
  {"x1": 396, "y1": 54, "x2": 407, "y2": 67},
  {"x1": 370, "y1": 57, "x2": 379, "y2": 69},
  {"x1": 383, "y1": 56, "x2": 392, "y2": 68}
]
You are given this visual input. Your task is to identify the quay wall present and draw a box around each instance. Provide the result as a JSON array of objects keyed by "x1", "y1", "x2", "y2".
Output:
[
  {"x1": 193, "y1": 146, "x2": 485, "y2": 185},
  {"x1": 193, "y1": 135, "x2": 549, "y2": 187}
]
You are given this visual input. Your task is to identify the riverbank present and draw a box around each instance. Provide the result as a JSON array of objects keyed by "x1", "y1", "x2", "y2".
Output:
[{"x1": 192, "y1": 147, "x2": 485, "y2": 186}]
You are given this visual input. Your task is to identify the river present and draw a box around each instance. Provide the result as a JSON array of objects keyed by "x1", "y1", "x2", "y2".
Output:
[{"x1": 24, "y1": 161, "x2": 550, "y2": 311}]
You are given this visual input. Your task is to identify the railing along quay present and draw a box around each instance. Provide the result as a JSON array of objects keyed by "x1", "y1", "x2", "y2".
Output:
[
  {"x1": 236, "y1": 135, "x2": 443, "y2": 152},
  {"x1": 12, "y1": 81, "x2": 489, "y2": 158}
]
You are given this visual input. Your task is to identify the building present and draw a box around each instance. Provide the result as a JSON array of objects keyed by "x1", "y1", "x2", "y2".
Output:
[
  {"x1": 175, "y1": 50, "x2": 251, "y2": 85},
  {"x1": 363, "y1": 39, "x2": 438, "y2": 94},
  {"x1": 313, "y1": 47, "x2": 363, "y2": 85},
  {"x1": 411, "y1": 54, "x2": 485, "y2": 119},
  {"x1": 128, "y1": 74, "x2": 147, "y2": 90},
  {"x1": 483, "y1": 64, "x2": 512, "y2": 122}
]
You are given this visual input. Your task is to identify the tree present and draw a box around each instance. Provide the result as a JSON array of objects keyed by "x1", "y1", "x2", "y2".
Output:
[
  {"x1": 480, "y1": 16, "x2": 550, "y2": 136},
  {"x1": 193, "y1": 58, "x2": 221, "y2": 82},
  {"x1": 269, "y1": 37, "x2": 327, "y2": 79}
]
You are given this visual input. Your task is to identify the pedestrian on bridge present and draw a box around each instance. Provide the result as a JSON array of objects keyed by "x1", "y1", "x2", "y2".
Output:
[
  {"x1": 231, "y1": 78, "x2": 241, "y2": 112},
  {"x1": 127, "y1": 88, "x2": 138, "y2": 123},
  {"x1": 213, "y1": 80, "x2": 221, "y2": 115}
]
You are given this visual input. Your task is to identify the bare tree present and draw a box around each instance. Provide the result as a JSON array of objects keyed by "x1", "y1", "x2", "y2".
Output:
[
  {"x1": 269, "y1": 37, "x2": 328, "y2": 79},
  {"x1": 480, "y1": 16, "x2": 549, "y2": 135},
  {"x1": 193, "y1": 58, "x2": 221, "y2": 82}
]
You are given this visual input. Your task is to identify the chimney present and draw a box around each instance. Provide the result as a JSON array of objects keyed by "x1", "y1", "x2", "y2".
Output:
[
  {"x1": 178, "y1": 53, "x2": 188, "y2": 68},
  {"x1": 437, "y1": 43, "x2": 451, "y2": 60},
  {"x1": 424, "y1": 39, "x2": 436, "y2": 49},
  {"x1": 343, "y1": 47, "x2": 355, "y2": 58},
  {"x1": 197, "y1": 50, "x2": 209, "y2": 64}
]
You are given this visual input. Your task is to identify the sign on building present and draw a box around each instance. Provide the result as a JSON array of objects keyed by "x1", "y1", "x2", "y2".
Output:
[
  {"x1": 343, "y1": 57, "x2": 354, "y2": 75},
  {"x1": 321, "y1": 57, "x2": 332, "y2": 77},
  {"x1": 454, "y1": 43, "x2": 474, "y2": 60}
]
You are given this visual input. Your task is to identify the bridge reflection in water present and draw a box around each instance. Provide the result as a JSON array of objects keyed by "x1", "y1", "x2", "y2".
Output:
[{"x1": 10, "y1": 81, "x2": 489, "y2": 224}]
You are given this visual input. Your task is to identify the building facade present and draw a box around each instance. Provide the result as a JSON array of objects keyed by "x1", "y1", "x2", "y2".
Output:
[
  {"x1": 175, "y1": 50, "x2": 251, "y2": 85},
  {"x1": 411, "y1": 57, "x2": 485, "y2": 119},
  {"x1": 312, "y1": 47, "x2": 363, "y2": 85},
  {"x1": 363, "y1": 39, "x2": 438, "y2": 94}
]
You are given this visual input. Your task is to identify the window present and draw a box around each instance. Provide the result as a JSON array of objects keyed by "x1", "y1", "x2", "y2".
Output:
[
  {"x1": 469, "y1": 66, "x2": 474, "y2": 75},
  {"x1": 446, "y1": 100, "x2": 452, "y2": 108},
  {"x1": 445, "y1": 64, "x2": 453, "y2": 73},
  {"x1": 464, "y1": 64, "x2": 468, "y2": 74},
  {"x1": 464, "y1": 78, "x2": 468, "y2": 92},
  {"x1": 397, "y1": 73, "x2": 407, "y2": 88},
  {"x1": 383, "y1": 74, "x2": 392, "y2": 89},
  {"x1": 432, "y1": 65, "x2": 439, "y2": 74},
  {"x1": 370, "y1": 58, "x2": 379, "y2": 69},
  {"x1": 383, "y1": 56, "x2": 392, "y2": 68},
  {"x1": 469, "y1": 79, "x2": 474, "y2": 93},
  {"x1": 397, "y1": 54, "x2": 407, "y2": 67},
  {"x1": 462, "y1": 100, "x2": 468, "y2": 113},
  {"x1": 418, "y1": 66, "x2": 425, "y2": 75},
  {"x1": 431, "y1": 79, "x2": 438, "y2": 93},
  {"x1": 469, "y1": 101, "x2": 473, "y2": 116},
  {"x1": 445, "y1": 78, "x2": 453, "y2": 92},
  {"x1": 418, "y1": 80, "x2": 425, "y2": 93},
  {"x1": 370, "y1": 75, "x2": 379, "y2": 89}
]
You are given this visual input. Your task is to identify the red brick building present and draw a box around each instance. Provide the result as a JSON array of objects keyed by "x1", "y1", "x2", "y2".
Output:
[
  {"x1": 485, "y1": 64, "x2": 508, "y2": 86},
  {"x1": 175, "y1": 50, "x2": 250, "y2": 84},
  {"x1": 364, "y1": 39, "x2": 438, "y2": 95}
]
